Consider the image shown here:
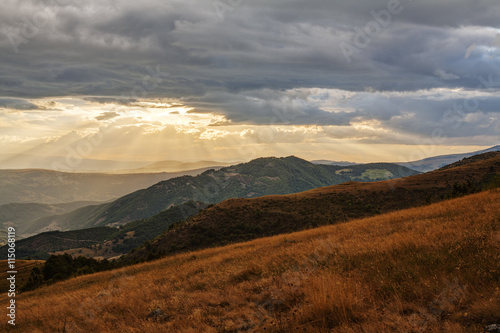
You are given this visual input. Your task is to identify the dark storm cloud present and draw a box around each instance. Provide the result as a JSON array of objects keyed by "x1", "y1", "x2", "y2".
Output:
[
  {"x1": 182, "y1": 89, "x2": 361, "y2": 126},
  {"x1": 0, "y1": 0, "x2": 498, "y2": 143}
]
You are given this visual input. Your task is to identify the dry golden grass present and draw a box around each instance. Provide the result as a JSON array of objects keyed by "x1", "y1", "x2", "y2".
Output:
[{"x1": 2, "y1": 190, "x2": 499, "y2": 332}]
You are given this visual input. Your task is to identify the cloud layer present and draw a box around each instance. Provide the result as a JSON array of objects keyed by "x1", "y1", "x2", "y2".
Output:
[{"x1": 0, "y1": 0, "x2": 499, "y2": 163}]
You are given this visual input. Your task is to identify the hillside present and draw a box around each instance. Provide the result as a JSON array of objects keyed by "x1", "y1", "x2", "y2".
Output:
[
  {"x1": 123, "y1": 152, "x2": 500, "y2": 263},
  {"x1": 1, "y1": 201, "x2": 207, "y2": 260},
  {"x1": 397, "y1": 145, "x2": 500, "y2": 172},
  {"x1": 0, "y1": 201, "x2": 100, "y2": 237},
  {"x1": 24, "y1": 157, "x2": 418, "y2": 234},
  {"x1": 5, "y1": 190, "x2": 499, "y2": 332},
  {"x1": 0, "y1": 167, "x2": 215, "y2": 206},
  {"x1": 2, "y1": 227, "x2": 121, "y2": 260},
  {"x1": 0, "y1": 229, "x2": 9, "y2": 246},
  {"x1": 438, "y1": 151, "x2": 500, "y2": 171}
]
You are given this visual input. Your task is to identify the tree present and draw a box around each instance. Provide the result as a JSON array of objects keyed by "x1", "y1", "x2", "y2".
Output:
[{"x1": 21, "y1": 266, "x2": 44, "y2": 291}]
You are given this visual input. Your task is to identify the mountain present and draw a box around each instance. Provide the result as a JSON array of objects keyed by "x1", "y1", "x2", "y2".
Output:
[
  {"x1": 3, "y1": 201, "x2": 207, "y2": 260},
  {"x1": 0, "y1": 201, "x2": 100, "y2": 237},
  {"x1": 0, "y1": 168, "x2": 216, "y2": 206},
  {"x1": 0, "y1": 153, "x2": 151, "y2": 172},
  {"x1": 397, "y1": 145, "x2": 500, "y2": 172},
  {"x1": 22, "y1": 157, "x2": 419, "y2": 234},
  {"x1": 123, "y1": 152, "x2": 500, "y2": 263},
  {"x1": 3, "y1": 227, "x2": 120, "y2": 260},
  {"x1": 9, "y1": 189, "x2": 499, "y2": 332},
  {"x1": 437, "y1": 151, "x2": 500, "y2": 171},
  {"x1": 116, "y1": 160, "x2": 233, "y2": 174}
]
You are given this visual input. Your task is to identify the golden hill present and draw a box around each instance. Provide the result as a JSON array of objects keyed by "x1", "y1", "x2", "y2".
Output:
[{"x1": 4, "y1": 189, "x2": 499, "y2": 332}]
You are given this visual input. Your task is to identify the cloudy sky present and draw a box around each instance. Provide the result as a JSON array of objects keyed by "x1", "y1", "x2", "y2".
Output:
[{"x1": 0, "y1": 0, "x2": 499, "y2": 169}]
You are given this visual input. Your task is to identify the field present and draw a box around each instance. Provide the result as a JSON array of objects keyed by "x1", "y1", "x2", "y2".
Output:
[{"x1": 2, "y1": 189, "x2": 498, "y2": 332}]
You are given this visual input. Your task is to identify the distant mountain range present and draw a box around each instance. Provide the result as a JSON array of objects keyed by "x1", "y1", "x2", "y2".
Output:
[
  {"x1": 115, "y1": 160, "x2": 233, "y2": 174},
  {"x1": 313, "y1": 145, "x2": 500, "y2": 172},
  {"x1": 6, "y1": 152, "x2": 499, "y2": 260},
  {"x1": 0, "y1": 153, "x2": 234, "y2": 173},
  {"x1": 0, "y1": 167, "x2": 217, "y2": 206},
  {"x1": 0, "y1": 201, "x2": 101, "y2": 239},
  {"x1": 10, "y1": 157, "x2": 419, "y2": 237},
  {"x1": 0, "y1": 153, "x2": 151, "y2": 172},
  {"x1": 397, "y1": 145, "x2": 500, "y2": 172}
]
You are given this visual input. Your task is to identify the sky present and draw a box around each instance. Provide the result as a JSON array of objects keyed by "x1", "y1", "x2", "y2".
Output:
[{"x1": 0, "y1": 0, "x2": 499, "y2": 169}]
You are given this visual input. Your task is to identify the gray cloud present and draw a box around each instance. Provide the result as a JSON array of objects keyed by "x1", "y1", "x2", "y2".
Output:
[
  {"x1": 0, "y1": 0, "x2": 499, "y2": 145},
  {"x1": 433, "y1": 69, "x2": 460, "y2": 80}
]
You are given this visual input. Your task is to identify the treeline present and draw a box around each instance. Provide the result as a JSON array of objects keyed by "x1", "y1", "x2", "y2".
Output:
[
  {"x1": 110, "y1": 201, "x2": 206, "y2": 254},
  {"x1": 21, "y1": 253, "x2": 118, "y2": 292}
]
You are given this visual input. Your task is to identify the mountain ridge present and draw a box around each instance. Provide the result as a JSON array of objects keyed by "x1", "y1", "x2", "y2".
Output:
[
  {"x1": 22, "y1": 157, "x2": 419, "y2": 235},
  {"x1": 122, "y1": 152, "x2": 500, "y2": 264},
  {"x1": 0, "y1": 167, "x2": 217, "y2": 206},
  {"x1": 397, "y1": 145, "x2": 500, "y2": 172}
]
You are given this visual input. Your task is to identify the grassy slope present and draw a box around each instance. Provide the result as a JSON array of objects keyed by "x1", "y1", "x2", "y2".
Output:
[
  {"x1": 4, "y1": 190, "x2": 499, "y2": 332},
  {"x1": 123, "y1": 153, "x2": 500, "y2": 263}
]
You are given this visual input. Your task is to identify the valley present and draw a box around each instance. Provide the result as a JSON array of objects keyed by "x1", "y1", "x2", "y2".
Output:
[{"x1": 7, "y1": 157, "x2": 419, "y2": 238}]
